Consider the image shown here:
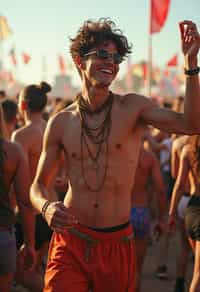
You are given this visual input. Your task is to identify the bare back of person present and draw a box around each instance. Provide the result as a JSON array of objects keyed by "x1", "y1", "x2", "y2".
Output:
[
  {"x1": 131, "y1": 147, "x2": 155, "y2": 208},
  {"x1": 171, "y1": 139, "x2": 200, "y2": 291},
  {"x1": 2, "y1": 139, "x2": 22, "y2": 191},
  {"x1": 172, "y1": 135, "x2": 190, "y2": 179},
  {"x1": 0, "y1": 138, "x2": 35, "y2": 292},
  {"x1": 57, "y1": 93, "x2": 144, "y2": 228},
  {"x1": 184, "y1": 144, "x2": 200, "y2": 195},
  {"x1": 12, "y1": 120, "x2": 46, "y2": 181},
  {"x1": 11, "y1": 82, "x2": 52, "y2": 291}
]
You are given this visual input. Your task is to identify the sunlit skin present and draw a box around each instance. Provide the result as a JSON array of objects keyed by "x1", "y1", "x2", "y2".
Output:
[
  {"x1": 0, "y1": 138, "x2": 35, "y2": 291},
  {"x1": 30, "y1": 20, "x2": 200, "y2": 234},
  {"x1": 11, "y1": 87, "x2": 53, "y2": 291},
  {"x1": 13, "y1": 91, "x2": 48, "y2": 183},
  {"x1": 83, "y1": 42, "x2": 119, "y2": 87},
  {"x1": 131, "y1": 143, "x2": 166, "y2": 292},
  {"x1": 169, "y1": 141, "x2": 200, "y2": 292}
]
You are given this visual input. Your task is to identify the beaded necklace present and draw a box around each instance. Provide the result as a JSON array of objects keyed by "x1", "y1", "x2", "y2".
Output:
[{"x1": 78, "y1": 92, "x2": 113, "y2": 192}]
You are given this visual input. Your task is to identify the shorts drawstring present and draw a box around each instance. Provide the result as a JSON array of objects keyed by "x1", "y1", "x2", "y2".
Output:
[
  {"x1": 121, "y1": 232, "x2": 135, "y2": 291},
  {"x1": 68, "y1": 227, "x2": 99, "y2": 262},
  {"x1": 68, "y1": 227, "x2": 135, "y2": 291},
  {"x1": 68, "y1": 227, "x2": 135, "y2": 292}
]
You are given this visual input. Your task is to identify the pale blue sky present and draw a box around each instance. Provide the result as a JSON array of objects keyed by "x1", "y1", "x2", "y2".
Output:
[{"x1": 1, "y1": 0, "x2": 199, "y2": 86}]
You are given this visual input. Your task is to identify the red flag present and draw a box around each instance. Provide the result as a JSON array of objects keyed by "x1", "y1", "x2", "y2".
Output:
[
  {"x1": 166, "y1": 54, "x2": 178, "y2": 67},
  {"x1": 150, "y1": 0, "x2": 170, "y2": 34},
  {"x1": 9, "y1": 48, "x2": 17, "y2": 66},
  {"x1": 22, "y1": 52, "x2": 31, "y2": 64},
  {"x1": 142, "y1": 63, "x2": 148, "y2": 81},
  {"x1": 58, "y1": 55, "x2": 66, "y2": 74}
]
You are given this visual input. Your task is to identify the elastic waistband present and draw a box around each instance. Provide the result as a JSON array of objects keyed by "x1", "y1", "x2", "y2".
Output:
[
  {"x1": 87, "y1": 221, "x2": 129, "y2": 233},
  {"x1": 69, "y1": 222, "x2": 133, "y2": 242},
  {"x1": 183, "y1": 192, "x2": 190, "y2": 197}
]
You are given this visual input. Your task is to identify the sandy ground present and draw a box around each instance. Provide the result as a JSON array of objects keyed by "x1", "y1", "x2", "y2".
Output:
[{"x1": 141, "y1": 232, "x2": 193, "y2": 292}]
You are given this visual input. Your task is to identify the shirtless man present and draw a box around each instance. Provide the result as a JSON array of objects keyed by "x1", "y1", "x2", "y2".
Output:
[
  {"x1": 12, "y1": 82, "x2": 51, "y2": 182},
  {"x1": 11, "y1": 82, "x2": 52, "y2": 291},
  {"x1": 30, "y1": 19, "x2": 200, "y2": 292},
  {"x1": 169, "y1": 135, "x2": 200, "y2": 292},
  {"x1": 0, "y1": 105, "x2": 35, "y2": 292},
  {"x1": 131, "y1": 139, "x2": 166, "y2": 292},
  {"x1": 170, "y1": 135, "x2": 191, "y2": 292}
]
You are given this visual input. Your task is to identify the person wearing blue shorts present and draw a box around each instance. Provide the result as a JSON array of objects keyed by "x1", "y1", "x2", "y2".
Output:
[{"x1": 131, "y1": 139, "x2": 166, "y2": 292}]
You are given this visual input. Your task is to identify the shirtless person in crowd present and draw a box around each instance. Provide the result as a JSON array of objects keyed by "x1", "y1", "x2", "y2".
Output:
[
  {"x1": 169, "y1": 135, "x2": 200, "y2": 292},
  {"x1": 170, "y1": 135, "x2": 191, "y2": 292},
  {"x1": 30, "y1": 19, "x2": 200, "y2": 292},
  {"x1": 12, "y1": 82, "x2": 52, "y2": 291},
  {"x1": 131, "y1": 138, "x2": 166, "y2": 292},
  {"x1": 0, "y1": 105, "x2": 35, "y2": 292}
]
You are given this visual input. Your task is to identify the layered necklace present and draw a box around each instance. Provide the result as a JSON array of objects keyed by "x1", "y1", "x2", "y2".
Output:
[{"x1": 78, "y1": 91, "x2": 114, "y2": 192}]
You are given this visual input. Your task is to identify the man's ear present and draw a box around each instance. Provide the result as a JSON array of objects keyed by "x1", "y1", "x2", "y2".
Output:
[{"x1": 75, "y1": 55, "x2": 85, "y2": 70}]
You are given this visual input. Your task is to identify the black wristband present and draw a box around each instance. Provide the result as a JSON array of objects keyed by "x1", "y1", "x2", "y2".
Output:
[
  {"x1": 184, "y1": 67, "x2": 200, "y2": 76},
  {"x1": 41, "y1": 200, "x2": 51, "y2": 218}
]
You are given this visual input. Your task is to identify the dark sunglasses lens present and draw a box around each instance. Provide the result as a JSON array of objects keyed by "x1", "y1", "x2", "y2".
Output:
[
  {"x1": 98, "y1": 49, "x2": 109, "y2": 59},
  {"x1": 114, "y1": 53, "x2": 123, "y2": 64},
  {"x1": 97, "y1": 49, "x2": 123, "y2": 64}
]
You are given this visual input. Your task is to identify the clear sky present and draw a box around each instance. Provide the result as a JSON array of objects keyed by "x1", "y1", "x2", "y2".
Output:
[{"x1": 1, "y1": 0, "x2": 199, "y2": 86}]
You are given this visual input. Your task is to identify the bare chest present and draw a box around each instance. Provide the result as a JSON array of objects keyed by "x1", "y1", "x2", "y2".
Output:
[{"x1": 62, "y1": 113, "x2": 141, "y2": 165}]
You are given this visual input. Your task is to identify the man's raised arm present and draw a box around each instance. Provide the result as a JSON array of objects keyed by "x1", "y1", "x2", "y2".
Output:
[{"x1": 181, "y1": 20, "x2": 200, "y2": 131}]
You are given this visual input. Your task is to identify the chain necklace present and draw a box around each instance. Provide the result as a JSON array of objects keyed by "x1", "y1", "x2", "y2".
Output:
[{"x1": 78, "y1": 92, "x2": 113, "y2": 192}]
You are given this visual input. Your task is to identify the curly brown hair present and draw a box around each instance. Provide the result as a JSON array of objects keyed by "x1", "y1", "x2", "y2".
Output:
[
  {"x1": 189, "y1": 135, "x2": 200, "y2": 183},
  {"x1": 70, "y1": 18, "x2": 132, "y2": 63}
]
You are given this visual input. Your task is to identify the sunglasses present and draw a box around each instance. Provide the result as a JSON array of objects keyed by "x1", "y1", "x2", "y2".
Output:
[{"x1": 83, "y1": 49, "x2": 123, "y2": 65}]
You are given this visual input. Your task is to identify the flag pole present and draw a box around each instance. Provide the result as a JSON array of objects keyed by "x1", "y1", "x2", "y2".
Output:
[
  {"x1": 147, "y1": 0, "x2": 152, "y2": 97},
  {"x1": 147, "y1": 34, "x2": 152, "y2": 97}
]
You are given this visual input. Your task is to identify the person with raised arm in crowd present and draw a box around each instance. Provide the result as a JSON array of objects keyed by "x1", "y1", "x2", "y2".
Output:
[{"x1": 30, "y1": 18, "x2": 199, "y2": 292}]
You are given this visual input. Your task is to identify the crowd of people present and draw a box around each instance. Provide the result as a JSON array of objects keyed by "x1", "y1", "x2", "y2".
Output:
[{"x1": 0, "y1": 18, "x2": 199, "y2": 292}]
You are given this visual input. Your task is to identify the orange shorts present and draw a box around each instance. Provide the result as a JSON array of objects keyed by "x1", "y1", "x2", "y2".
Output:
[{"x1": 44, "y1": 222, "x2": 136, "y2": 292}]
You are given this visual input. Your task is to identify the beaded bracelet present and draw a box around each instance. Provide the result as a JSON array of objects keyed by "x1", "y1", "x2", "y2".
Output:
[
  {"x1": 184, "y1": 67, "x2": 200, "y2": 76},
  {"x1": 41, "y1": 200, "x2": 51, "y2": 218}
]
